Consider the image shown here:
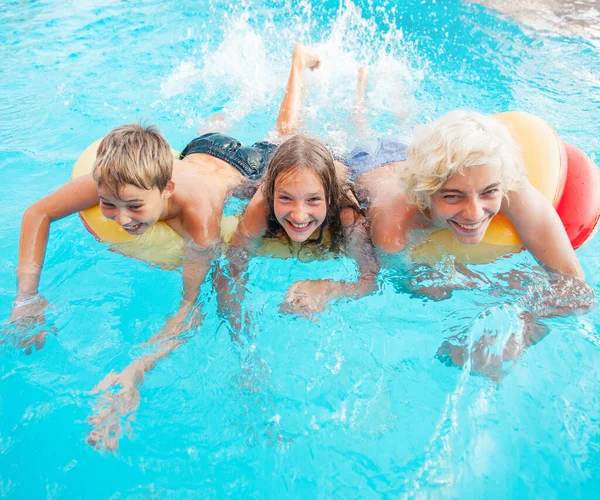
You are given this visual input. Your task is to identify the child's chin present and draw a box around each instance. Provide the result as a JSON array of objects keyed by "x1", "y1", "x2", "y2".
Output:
[
  {"x1": 453, "y1": 231, "x2": 485, "y2": 245},
  {"x1": 286, "y1": 232, "x2": 310, "y2": 243}
]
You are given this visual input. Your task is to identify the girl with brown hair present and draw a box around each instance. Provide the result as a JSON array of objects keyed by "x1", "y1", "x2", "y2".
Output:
[{"x1": 222, "y1": 45, "x2": 379, "y2": 319}]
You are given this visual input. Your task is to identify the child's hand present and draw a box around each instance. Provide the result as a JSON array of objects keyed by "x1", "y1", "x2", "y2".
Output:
[
  {"x1": 4, "y1": 295, "x2": 50, "y2": 353},
  {"x1": 281, "y1": 279, "x2": 336, "y2": 318},
  {"x1": 9, "y1": 295, "x2": 49, "y2": 324},
  {"x1": 87, "y1": 365, "x2": 143, "y2": 452}
]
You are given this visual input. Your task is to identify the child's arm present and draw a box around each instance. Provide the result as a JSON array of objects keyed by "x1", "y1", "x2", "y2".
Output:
[
  {"x1": 216, "y1": 187, "x2": 270, "y2": 331},
  {"x1": 87, "y1": 206, "x2": 219, "y2": 452},
  {"x1": 229, "y1": 186, "x2": 270, "y2": 247},
  {"x1": 502, "y1": 180, "x2": 584, "y2": 279},
  {"x1": 87, "y1": 299, "x2": 202, "y2": 452},
  {"x1": 10, "y1": 175, "x2": 99, "y2": 323},
  {"x1": 282, "y1": 212, "x2": 380, "y2": 317},
  {"x1": 436, "y1": 274, "x2": 595, "y2": 383},
  {"x1": 276, "y1": 43, "x2": 321, "y2": 137}
]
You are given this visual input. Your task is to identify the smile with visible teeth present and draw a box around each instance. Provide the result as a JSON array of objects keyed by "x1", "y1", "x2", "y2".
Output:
[
  {"x1": 286, "y1": 220, "x2": 312, "y2": 230},
  {"x1": 123, "y1": 223, "x2": 142, "y2": 231},
  {"x1": 450, "y1": 217, "x2": 488, "y2": 232}
]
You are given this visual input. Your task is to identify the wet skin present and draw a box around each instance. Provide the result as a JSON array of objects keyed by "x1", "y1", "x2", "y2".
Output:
[
  {"x1": 429, "y1": 165, "x2": 503, "y2": 244},
  {"x1": 273, "y1": 167, "x2": 328, "y2": 243},
  {"x1": 97, "y1": 182, "x2": 173, "y2": 236}
]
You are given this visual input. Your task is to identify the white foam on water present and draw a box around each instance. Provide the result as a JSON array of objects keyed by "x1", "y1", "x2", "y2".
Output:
[
  {"x1": 160, "y1": 61, "x2": 204, "y2": 100},
  {"x1": 158, "y1": 1, "x2": 425, "y2": 145},
  {"x1": 471, "y1": 0, "x2": 600, "y2": 44}
]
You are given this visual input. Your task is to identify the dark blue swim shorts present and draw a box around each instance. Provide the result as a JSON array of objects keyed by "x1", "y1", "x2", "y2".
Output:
[{"x1": 180, "y1": 132, "x2": 276, "y2": 181}]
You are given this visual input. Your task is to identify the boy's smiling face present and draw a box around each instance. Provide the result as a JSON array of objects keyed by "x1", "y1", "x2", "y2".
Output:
[
  {"x1": 97, "y1": 182, "x2": 173, "y2": 235},
  {"x1": 429, "y1": 165, "x2": 503, "y2": 244}
]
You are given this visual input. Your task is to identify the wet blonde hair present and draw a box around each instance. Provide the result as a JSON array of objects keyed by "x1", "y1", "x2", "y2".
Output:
[
  {"x1": 401, "y1": 111, "x2": 525, "y2": 211},
  {"x1": 92, "y1": 123, "x2": 173, "y2": 196}
]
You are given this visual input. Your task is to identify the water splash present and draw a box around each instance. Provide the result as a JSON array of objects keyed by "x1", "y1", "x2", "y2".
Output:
[{"x1": 158, "y1": 1, "x2": 424, "y2": 147}]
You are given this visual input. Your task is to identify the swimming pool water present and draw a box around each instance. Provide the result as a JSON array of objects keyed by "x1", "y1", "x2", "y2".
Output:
[{"x1": 1, "y1": 0, "x2": 599, "y2": 497}]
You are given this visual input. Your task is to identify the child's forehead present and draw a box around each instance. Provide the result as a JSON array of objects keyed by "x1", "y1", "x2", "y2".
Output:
[
  {"x1": 442, "y1": 165, "x2": 502, "y2": 190},
  {"x1": 98, "y1": 182, "x2": 159, "y2": 201},
  {"x1": 275, "y1": 166, "x2": 325, "y2": 190}
]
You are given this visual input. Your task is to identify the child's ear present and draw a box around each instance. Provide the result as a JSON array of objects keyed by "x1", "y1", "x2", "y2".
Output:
[{"x1": 163, "y1": 180, "x2": 175, "y2": 198}]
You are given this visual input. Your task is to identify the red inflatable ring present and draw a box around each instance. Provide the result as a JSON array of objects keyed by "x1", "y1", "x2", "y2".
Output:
[{"x1": 556, "y1": 142, "x2": 600, "y2": 249}]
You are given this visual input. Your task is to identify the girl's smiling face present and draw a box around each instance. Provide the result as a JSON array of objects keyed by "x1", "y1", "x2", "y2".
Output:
[
  {"x1": 273, "y1": 167, "x2": 328, "y2": 242},
  {"x1": 429, "y1": 165, "x2": 503, "y2": 244}
]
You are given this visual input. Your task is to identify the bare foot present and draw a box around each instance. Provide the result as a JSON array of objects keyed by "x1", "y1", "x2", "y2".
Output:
[{"x1": 292, "y1": 43, "x2": 321, "y2": 72}]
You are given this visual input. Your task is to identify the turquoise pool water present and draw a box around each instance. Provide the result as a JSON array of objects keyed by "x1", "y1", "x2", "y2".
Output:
[{"x1": 1, "y1": 0, "x2": 599, "y2": 497}]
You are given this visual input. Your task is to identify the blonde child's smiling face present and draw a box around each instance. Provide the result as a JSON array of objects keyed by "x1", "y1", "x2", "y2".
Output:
[
  {"x1": 429, "y1": 165, "x2": 503, "y2": 245},
  {"x1": 273, "y1": 167, "x2": 328, "y2": 243},
  {"x1": 97, "y1": 183, "x2": 168, "y2": 236}
]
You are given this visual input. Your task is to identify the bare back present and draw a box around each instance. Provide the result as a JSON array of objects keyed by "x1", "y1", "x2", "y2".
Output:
[{"x1": 165, "y1": 153, "x2": 249, "y2": 246}]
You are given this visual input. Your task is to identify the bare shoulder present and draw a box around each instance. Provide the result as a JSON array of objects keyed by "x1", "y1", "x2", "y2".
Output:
[
  {"x1": 501, "y1": 179, "x2": 548, "y2": 219},
  {"x1": 178, "y1": 198, "x2": 221, "y2": 247},
  {"x1": 341, "y1": 206, "x2": 362, "y2": 227},
  {"x1": 369, "y1": 191, "x2": 417, "y2": 254},
  {"x1": 236, "y1": 185, "x2": 270, "y2": 240}
]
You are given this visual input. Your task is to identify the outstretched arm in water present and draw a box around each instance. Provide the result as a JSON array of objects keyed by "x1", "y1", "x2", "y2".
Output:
[
  {"x1": 435, "y1": 260, "x2": 595, "y2": 383},
  {"x1": 87, "y1": 203, "x2": 219, "y2": 452},
  {"x1": 216, "y1": 186, "x2": 269, "y2": 334},
  {"x1": 5, "y1": 175, "x2": 99, "y2": 349},
  {"x1": 282, "y1": 208, "x2": 380, "y2": 317}
]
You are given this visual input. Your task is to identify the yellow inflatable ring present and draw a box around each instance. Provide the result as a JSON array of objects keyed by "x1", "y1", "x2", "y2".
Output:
[
  {"x1": 72, "y1": 139, "x2": 185, "y2": 268},
  {"x1": 410, "y1": 111, "x2": 567, "y2": 265},
  {"x1": 72, "y1": 140, "x2": 336, "y2": 265}
]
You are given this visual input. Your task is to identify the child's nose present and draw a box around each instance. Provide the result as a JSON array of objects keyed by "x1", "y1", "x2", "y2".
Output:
[
  {"x1": 290, "y1": 206, "x2": 308, "y2": 222},
  {"x1": 462, "y1": 199, "x2": 484, "y2": 220},
  {"x1": 114, "y1": 210, "x2": 131, "y2": 226}
]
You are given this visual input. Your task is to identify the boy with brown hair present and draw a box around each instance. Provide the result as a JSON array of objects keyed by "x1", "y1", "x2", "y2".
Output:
[
  {"x1": 7, "y1": 44, "x2": 322, "y2": 450},
  {"x1": 10, "y1": 123, "x2": 274, "y2": 331}
]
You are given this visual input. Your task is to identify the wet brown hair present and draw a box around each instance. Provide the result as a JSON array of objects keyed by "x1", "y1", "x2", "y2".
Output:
[
  {"x1": 92, "y1": 123, "x2": 173, "y2": 196},
  {"x1": 262, "y1": 134, "x2": 360, "y2": 249}
]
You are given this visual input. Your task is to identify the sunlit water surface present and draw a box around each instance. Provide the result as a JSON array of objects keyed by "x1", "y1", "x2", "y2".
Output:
[{"x1": 1, "y1": 0, "x2": 599, "y2": 497}]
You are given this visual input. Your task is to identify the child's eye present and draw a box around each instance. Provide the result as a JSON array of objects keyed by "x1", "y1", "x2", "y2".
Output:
[
  {"x1": 443, "y1": 195, "x2": 460, "y2": 201},
  {"x1": 129, "y1": 205, "x2": 142, "y2": 211},
  {"x1": 308, "y1": 197, "x2": 322, "y2": 203},
  {"x1": 483, "y1": 189, "x2": 499, "y2": 196},
  {"x1": 101, "y1": 201, "x2": 115, "y2": 208},
  {"x1": 278, "y1": 196, "x2": 291, "y2": 201}
]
